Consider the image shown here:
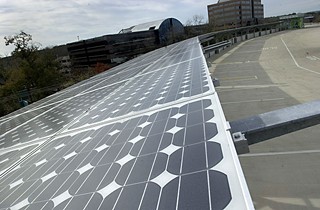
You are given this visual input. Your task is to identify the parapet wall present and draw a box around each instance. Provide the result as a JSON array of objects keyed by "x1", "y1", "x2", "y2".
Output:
[{"x1": 200, "y1": 22, "x2": 285, "y2": 59}]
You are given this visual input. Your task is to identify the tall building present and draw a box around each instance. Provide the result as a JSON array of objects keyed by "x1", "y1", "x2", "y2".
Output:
[{"x1": 208, "y1": 0, "x2": 264, "y2": 28}]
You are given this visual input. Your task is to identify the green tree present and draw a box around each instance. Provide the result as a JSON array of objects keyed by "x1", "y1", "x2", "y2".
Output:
[
  {"x1": 5, "y1": 31, "x2": 40, "y2": 88},
  {"x1": 0, "y1": 61, "x2": 6, "y2": 82},
  {"x1": 0, "y1": 31, "x2": 65, "y2": 116},
  {"x1": 4, "y1": 31, "x2": 63, "y2": 101},
  {"x1": 4, "y1": 31, "x2": 36, "y2": 58},
  {"x1": 36, "y1": 49, "x2": 63, "y2": 88}
]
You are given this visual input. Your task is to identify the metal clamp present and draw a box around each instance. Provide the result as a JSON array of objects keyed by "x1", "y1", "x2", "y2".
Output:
[{"x1": 232, "y1": 132, "x2": 250, "y2": 155}]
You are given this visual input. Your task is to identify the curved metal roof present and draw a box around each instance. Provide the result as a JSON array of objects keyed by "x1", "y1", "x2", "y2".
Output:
[{"x1": 119, "y1": 19, "x2": 165, "y2": 34}]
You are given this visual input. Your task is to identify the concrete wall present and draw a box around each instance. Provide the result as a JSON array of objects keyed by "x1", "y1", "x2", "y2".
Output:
[{"x1": 248, "y1": 33, "x2": 254, "y2": 39}]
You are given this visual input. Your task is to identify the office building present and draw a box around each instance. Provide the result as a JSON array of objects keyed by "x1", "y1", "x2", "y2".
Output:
[
  {"x1": 67, "y1": 18, "x2": 184, "y2": 69},
  {"x1": 208, "y1": 0, "x2": 264, "y2": 28}
]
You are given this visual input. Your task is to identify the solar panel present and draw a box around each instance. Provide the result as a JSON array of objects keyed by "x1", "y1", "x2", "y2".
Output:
[{"x1": 0, "y1": 37, "x2": 254, "y2": 209}]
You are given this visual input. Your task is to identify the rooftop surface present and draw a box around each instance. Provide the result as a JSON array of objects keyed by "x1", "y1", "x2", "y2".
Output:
[{"x1": 209, "y1": 24, "x2": 320, "y2": 210}]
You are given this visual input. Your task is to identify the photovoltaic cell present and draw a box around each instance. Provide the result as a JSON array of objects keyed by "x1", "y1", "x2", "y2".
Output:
[
  {"x1": 0, "y1": 82, "x2": 126, "y2": 149},
  {"x1": 0, "y1": 37, "x2": 253, "y2": 209}
]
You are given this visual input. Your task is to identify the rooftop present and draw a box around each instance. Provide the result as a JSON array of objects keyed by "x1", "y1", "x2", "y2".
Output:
[{"x1": 119, "y1": 19, "x2": 165, "y2": 34}]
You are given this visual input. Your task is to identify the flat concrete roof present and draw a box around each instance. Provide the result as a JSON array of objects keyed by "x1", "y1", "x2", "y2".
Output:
[{"x1": 208, "y1": 24, "x2": 320, "y2": 210}]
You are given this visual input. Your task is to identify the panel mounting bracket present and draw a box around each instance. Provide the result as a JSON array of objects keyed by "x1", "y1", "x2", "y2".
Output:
[
  {"x1": 230, "y1": 100, "x2": 320, "y2": 154},
  {"x1": 232, "y1": 132, "x2": 250, "y2": 155}
]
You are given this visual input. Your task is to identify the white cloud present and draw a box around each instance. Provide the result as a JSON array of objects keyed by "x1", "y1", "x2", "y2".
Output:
[{"x1": 0, "y1": 0, "x2": 319, "y2": 56}]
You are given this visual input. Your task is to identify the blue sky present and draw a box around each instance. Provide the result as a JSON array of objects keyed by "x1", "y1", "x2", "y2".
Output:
[{"x1": 0, "y1": 0, "x2": 319, "y2": 56}]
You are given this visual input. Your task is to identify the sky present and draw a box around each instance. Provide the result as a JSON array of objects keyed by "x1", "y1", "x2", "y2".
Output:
[{"x1": 0, "y1": 0, "x2": 319, "y2": 56}]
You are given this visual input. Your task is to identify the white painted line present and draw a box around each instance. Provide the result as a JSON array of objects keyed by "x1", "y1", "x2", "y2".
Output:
[
  {"x1": 306, "y1": 56, "x2": 317, "y2": 61},
  {"x1": 220, "y1": 76, "x2": 258, "y2": 82},
  {"x1": 240, "y1": 149, "x2": 320, "y2": 157},
  {"x1": 234, "y1": 50, "x2": 262, "y2": 53},
  {"x1": 221, "y1": 98, "x2": 285, "y2": 105},
  {"x1": 217, "y1": 84, "x2": 286, "y2": 89},
  {"x1": 281, "y1": 37, "x2": 320, "y2": 75}
]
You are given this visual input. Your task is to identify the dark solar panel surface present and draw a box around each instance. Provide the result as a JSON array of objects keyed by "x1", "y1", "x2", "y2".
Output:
[
  {"x1": 0, "y1": 82, "x2": 126, "y2": 149},
  {"x1": 0, "y1": 37, "x2": 253, "y2": 210}
]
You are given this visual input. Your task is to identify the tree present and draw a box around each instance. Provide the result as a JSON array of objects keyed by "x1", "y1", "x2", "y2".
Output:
[
  {"x1": 0, "y1": 31, "x2": 65, "y2": 116},
  {"x1": 4, "y1": 31, "x2": 63, "y2": 102},
  {"x1": 185, "y1": 15, "x2": 206, "y2": 26},
  {"x1": 185, "y1": 14, "x2": 215, "y2": 38},
  {"x1": 36, "y1": 49, "x2": 63, "y2": 88},
  {"x1": 5, "y1": 31, "x2": 39, "y2": 88},
  {"x1": 0, "y1": 61, "x2": 7, "y2": 82},
  {"x1": 4, "y1": 31, "x2": 39, "y2": 61}
]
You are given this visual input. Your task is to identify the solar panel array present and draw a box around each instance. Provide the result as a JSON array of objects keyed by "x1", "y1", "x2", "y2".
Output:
[{"x1": 0, "y1": 37, "x2": 254, "y2": 210}]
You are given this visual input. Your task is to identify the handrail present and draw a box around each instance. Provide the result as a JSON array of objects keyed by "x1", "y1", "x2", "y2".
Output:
[{"x1": 202, "y1": 40, "x2": 232, "y2": 53}]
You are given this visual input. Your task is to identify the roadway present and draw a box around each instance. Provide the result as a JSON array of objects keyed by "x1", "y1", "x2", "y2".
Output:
[{"x1": 208, "y1": 24, "x2": 320, "y2": 210}]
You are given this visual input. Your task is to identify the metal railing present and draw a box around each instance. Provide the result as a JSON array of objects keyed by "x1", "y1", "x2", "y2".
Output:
[{"x1": 202, "y1": 40, "x2": 232, "y2": 54}]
